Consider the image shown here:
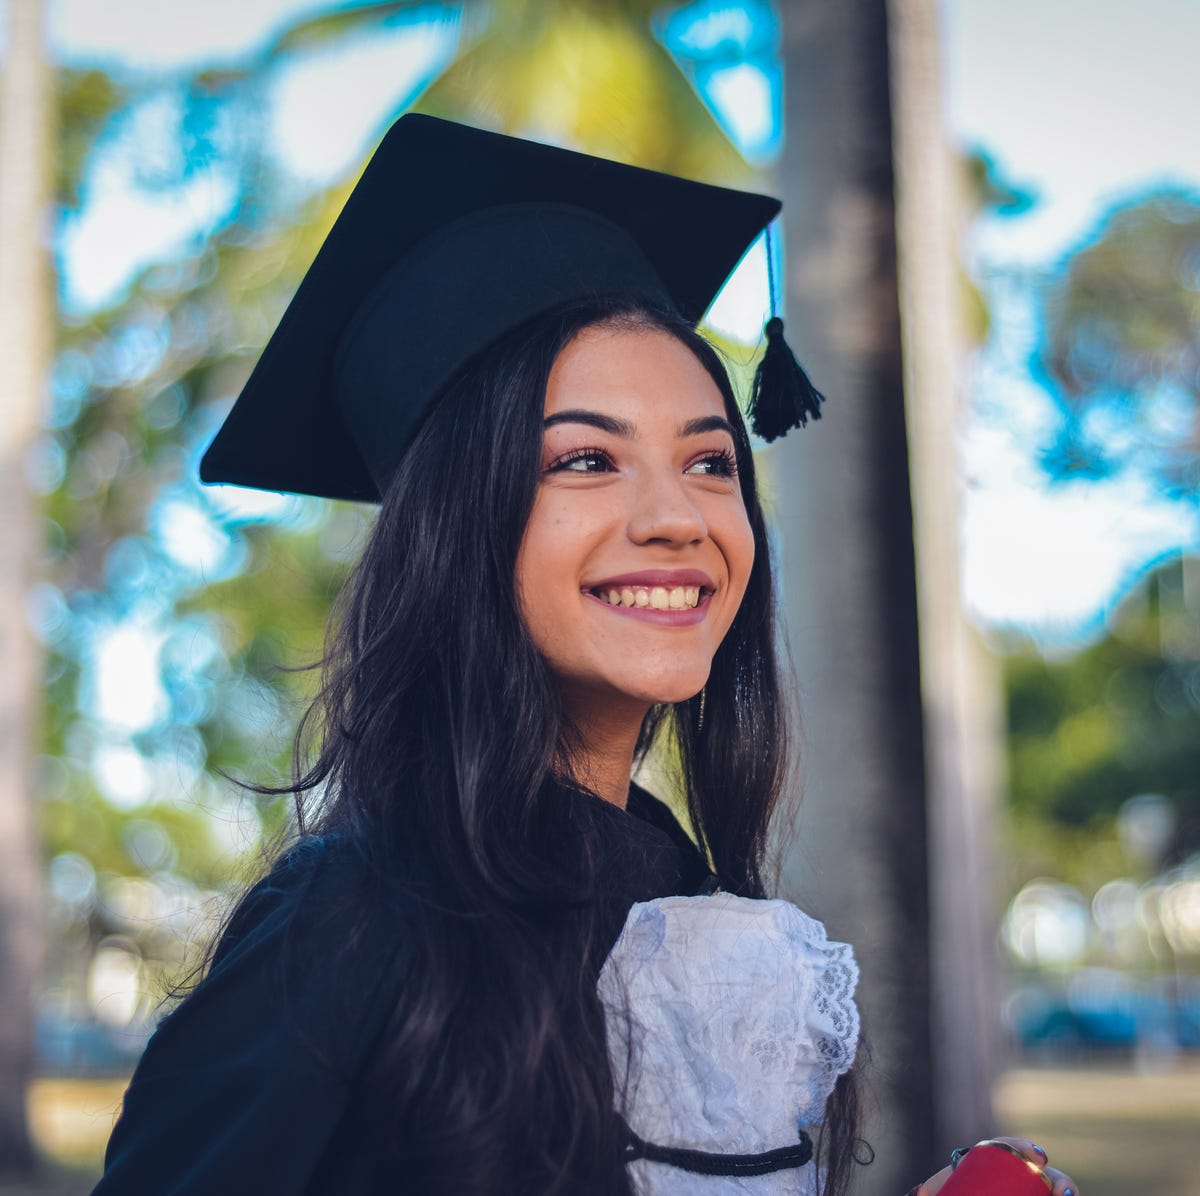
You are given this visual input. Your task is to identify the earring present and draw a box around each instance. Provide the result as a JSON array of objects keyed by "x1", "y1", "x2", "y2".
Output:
[{"x1": 697, "y1": 687, "x2": 706, "y2": 732}]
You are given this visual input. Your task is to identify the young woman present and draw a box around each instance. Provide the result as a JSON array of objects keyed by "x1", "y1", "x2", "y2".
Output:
[{"x1": 93, "y1": 115, "x2": 1078, "y2": 1196}]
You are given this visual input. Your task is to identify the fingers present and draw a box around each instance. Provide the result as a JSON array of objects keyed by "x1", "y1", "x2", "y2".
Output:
[{"x1": 1044, "y1": 1166, "x2": 1078, "y2": 1196}]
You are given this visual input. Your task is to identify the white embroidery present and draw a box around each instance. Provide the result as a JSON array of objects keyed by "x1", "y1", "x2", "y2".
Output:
[{"x1": 598, "y1": 895, "x2": 860, "y2": 1195}]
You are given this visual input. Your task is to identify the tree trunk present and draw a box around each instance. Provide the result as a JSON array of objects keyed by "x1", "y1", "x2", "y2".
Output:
[
  {"x1": 772, "y1": 1, "x2": 1004, "y2": 1188},
  {"x1": 770, "y1": 2, "x2": 933, "y2": 1191},
  {"x1": 0, "y1": 0, "x2": 52, "y2": 1175},
  {"x1": 888, "y1": 0, "x2": 1002, "y2": 1155}
]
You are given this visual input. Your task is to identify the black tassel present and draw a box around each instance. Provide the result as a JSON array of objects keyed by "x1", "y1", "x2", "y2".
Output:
[{"x1": 748, "y1": 316, "x2": 825, "y2": 442}]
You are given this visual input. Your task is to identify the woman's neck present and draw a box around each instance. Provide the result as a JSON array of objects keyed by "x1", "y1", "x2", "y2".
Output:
[{"x1": 566, "y1": 697, "x2": 650, "y2": 809}]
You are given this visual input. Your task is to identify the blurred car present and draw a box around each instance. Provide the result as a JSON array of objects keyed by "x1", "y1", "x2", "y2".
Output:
[{"x1": 1007, "y1": 969, "x2": 1200, "y2": 1051}]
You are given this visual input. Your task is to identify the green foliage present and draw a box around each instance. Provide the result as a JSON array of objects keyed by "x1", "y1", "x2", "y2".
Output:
[
  {"x1": 958, "y1": 149, "x2": 1038, "y2": 344},
  {"x1": 414, "y1": 2, "x2": 751, "y2": 183},
  {"x1": 1002, "y1": 555, "x2": 1200, "y2": 889},
  {"x1": 962, "y1": 148, "x2": 1037, "y2": 218},
  {"x1": 55, "y1": 68, "x2": 128, "y2": 207},
  {"x1": 42, "y1": 53, "x2": 370, "y2": 996},
  {"x1": 264, "y1": 2, "x2": 425, "y2": 57}
]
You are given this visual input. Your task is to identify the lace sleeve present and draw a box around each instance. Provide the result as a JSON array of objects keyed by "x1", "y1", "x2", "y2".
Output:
[{"x1": 598, "y1": 894, "x2": 860, "y2": 1193}]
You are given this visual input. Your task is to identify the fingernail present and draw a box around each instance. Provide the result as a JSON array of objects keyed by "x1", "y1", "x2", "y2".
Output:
[
  {"x1": 1031, "y1": 1142, "x2": 1047, "y2": 1161},
  {"x1": 1064, "y1": 1189, "x2": 1074, "y2": 1196}
]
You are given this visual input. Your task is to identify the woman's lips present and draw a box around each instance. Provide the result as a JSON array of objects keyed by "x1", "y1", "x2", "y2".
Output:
[{"x1": 588, "y1": 569, "x2": 714, "y2": 589}]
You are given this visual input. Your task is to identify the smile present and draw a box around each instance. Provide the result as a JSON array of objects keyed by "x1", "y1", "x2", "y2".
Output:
[
  {"x1": 581, "y1": 571, "x2": 716, "y2": 626},
  {"x1": 590, "y1": 584, "x2": 703, "y2": 610}
]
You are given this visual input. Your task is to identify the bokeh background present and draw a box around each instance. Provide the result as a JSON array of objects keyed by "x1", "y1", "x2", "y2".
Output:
[{"x1": 0, "y1": 0, "x2": 1197, "y2": 1193}]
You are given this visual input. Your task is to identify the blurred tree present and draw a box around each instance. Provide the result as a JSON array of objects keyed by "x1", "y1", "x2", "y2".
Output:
[
  {"x1": 957, "y1": 148, "x2": 1037, "y2": 344},
  {"x1": 1004, "y1": 554, "x2": 1200, "y2": 887},
  {"x1": 220, "y1": 0, "x2": 752, "y2": 180},
  {"x1": 1037, "y1": 191, "x2": 1200, "y2": 499},
  {"x1": 0, "y1": 0, "x2": 54, "y2": 1173}
]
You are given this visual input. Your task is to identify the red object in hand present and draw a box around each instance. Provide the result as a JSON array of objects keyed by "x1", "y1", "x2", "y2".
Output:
[{"x1": 937, "y1": 1141, "x2": 1053, "y2": 1195}]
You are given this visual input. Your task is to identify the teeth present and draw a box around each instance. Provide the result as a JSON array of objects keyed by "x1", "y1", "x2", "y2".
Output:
[{"x1": 594, "y1": 585, "x2": 704, "y2": 609}]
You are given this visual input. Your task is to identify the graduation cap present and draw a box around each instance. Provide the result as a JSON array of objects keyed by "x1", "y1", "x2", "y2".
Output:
[{"x1": 199, "y1": 113, "x2": 823, "y2": 503}]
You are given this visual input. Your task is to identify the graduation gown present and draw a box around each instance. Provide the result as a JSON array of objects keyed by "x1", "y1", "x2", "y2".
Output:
[{"x1": 93, "y1": 784, "x2": 712, "y2": 1196}]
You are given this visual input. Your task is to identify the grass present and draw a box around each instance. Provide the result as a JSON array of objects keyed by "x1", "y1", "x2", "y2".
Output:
[
  {"x1": 995, "y1": 1059, "x2": 1200, "y2": 1196},
  {"x1": 7, "y1": 1062, "x2": 1200, "y2": 1193}
]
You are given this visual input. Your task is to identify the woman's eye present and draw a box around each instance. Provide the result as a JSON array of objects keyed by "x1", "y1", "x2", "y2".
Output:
[
  {"x1": 687, "y1": 449, "x2": 738, "y2": 479},
  {"x1": 548, "y1": 448, "x2": 614, "y2": 473}
]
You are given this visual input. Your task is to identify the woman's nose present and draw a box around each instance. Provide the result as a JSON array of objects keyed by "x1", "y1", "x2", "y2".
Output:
[{"x1": 626, "y1": 472, "x2": 708, "y2": 545}]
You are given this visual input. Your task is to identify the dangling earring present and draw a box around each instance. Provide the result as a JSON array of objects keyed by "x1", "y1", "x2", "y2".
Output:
[{"x1": 696, "y1": 686, "x2": 707, "y2": 732}]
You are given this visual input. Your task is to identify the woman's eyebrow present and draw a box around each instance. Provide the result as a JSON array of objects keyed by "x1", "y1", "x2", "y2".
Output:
[
  {"x1": 543, "y1": 411, "x2": 736, "y2": 439},
  {"x1": 543, "y1": 410, "x2": 636, "y2": 437},
  {"x1": 677, "y1": 415, "x2": 736, "y2": 439}
]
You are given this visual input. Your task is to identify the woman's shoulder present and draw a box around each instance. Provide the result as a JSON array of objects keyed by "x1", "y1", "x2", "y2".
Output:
[
  {"x1": 211, "y1": 832, "x2": 407, "y2": 963},
  {"x1": 180, "y1": 832, "x2": 417, "y2": 1074},
  {"x1": 95, "y1": 834, "x2": 418, "y2": 1193}
]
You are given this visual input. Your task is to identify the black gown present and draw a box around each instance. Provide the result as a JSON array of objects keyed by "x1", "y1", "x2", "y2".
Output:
[{"x1": 93, "y1": 784, "x2": 712, "y2": 1195}]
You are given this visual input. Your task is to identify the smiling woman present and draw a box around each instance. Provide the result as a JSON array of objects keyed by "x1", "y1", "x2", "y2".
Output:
[{"x1": 88, "y1": 114, "x2": 1079, "y2": 1196}]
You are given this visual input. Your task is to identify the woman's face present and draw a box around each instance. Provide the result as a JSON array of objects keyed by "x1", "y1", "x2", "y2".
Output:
[{"x1": 515, "y1": 323, "x2": 755, "y2": 720}]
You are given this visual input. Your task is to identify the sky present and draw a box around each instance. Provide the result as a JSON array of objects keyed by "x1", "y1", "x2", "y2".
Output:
[
  {"x1": 942, "y1": 0, "x2": 1200, "y2": 641},
  {"x1": 23, "y1": 0, "x2": 1200, "y2": 663},
  {"x1": 942, "y1": 0, "x2": 1200, "y2": 268}
]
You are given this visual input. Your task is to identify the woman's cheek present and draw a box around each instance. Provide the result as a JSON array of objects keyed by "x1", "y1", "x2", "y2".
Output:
[{"x1": 719, "y1": 510, "x2": 756, "y2": 626}]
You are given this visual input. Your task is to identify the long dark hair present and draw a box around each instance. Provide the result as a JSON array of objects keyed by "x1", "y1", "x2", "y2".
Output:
[{"x1": 269, "y1": 296, "x2": 861, "y2": 1192}]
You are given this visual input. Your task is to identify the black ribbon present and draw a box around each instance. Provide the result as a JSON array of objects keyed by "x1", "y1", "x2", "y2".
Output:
[{"x1": 622, "y1": 1122, "x2": 813, "y2": 1177}]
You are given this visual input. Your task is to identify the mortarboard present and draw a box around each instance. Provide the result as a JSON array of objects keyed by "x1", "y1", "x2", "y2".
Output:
[{"x1": 199, "y1": 113, "x2": 822, "y2": 503}]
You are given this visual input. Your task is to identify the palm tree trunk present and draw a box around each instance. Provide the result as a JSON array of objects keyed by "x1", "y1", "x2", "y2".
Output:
[
  {"x1": 773, "y1": 0, "x2": 1004, "y2": 1186},
  {"x1": 770, "y1": 2, "x2": 933, "y2": 1190},
  {"x1": 888, "y1": 0, "x2": 1002, "y2": 1155},
  {"x1": 0, "y1": 0, "x2": 53, "y2": 1174}
]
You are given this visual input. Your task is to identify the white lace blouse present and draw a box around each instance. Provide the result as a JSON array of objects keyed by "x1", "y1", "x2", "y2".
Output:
[{"x1": 598, "y1": 894, "x2": 860, "y2": 1195}]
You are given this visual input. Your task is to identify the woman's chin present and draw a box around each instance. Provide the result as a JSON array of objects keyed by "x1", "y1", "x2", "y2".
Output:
[
  {"x1": 656, "y1": 686, "x2": 706, "y2": 707},
  {"x1": 621, "y1": 676, "x2": 708, "y2": 709},
  {"x1": 562, "y1": 669, "x2": 710, "y2": 719}
]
